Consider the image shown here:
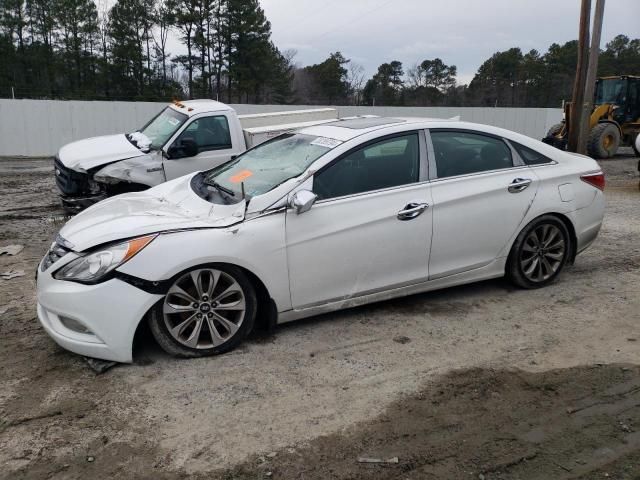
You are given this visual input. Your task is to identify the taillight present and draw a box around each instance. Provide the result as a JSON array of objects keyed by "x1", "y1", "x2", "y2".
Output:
[{"x1": 580, "y1": 172, "x2": 605, "y2": 191}]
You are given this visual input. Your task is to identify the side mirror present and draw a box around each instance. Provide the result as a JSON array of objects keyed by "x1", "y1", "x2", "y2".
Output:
[
  {"x1": 180, "y1": 137, "x2": 199, "y2": 158},
  {"x1": 168, "y1": 137, "x2": 198, "y2": 159},
  {"x1": 289, "y1": 190, "x2": 317, "y2": 214}
]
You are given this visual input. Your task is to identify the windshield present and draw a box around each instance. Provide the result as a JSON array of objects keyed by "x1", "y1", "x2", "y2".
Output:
[
  {"x1": 202, "y1": 133, "x2": 340, "y2": 198},
  {"x1": 595, "y1": 79, "x2": 626, "y2": 105},
  {"x1": 138, "y1": 107, "x2": 188, "y2": 149}
]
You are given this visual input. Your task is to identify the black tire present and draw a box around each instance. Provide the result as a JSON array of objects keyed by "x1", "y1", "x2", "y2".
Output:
[
  {"x1": 148, "y1": 264, "x2": 257, "y2": 358},
  {"x1": 587, "y1": 123, "x2": 620, "y2": 159},
  {"x1": 546, "y1": 123, "x2": 564, "y2": 137},
  {"x1": 507, "y1": 215, "x2": 571, "y2": 289}
]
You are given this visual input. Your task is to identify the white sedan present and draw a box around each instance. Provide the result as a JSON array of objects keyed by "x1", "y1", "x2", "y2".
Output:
[{"x1": 36, "y1": 117, "x2": 605, "y2": 362}]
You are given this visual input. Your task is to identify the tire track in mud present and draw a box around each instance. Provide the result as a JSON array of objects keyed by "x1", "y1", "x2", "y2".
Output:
[{"x1": 219, "y1": 365, "x2": 640, "y2": 480}]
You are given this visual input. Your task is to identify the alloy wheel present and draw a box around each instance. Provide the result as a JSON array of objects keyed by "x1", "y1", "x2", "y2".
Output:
[
  {"x1": 163, "y1": 268, "x2": 246, "y2": 349},
  {"x1": 520, "y1": 224, "x2": 566, "y2": 283}
]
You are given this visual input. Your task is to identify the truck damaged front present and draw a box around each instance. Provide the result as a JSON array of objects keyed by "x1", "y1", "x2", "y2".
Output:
[{"x1": 54, "y1": 106, "x2": 188, "y2": 212}]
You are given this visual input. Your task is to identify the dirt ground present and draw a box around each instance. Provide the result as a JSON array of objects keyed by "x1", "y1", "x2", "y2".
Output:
[{"x1": 0, "y1": 151, "x2": 639, "y2": 480}]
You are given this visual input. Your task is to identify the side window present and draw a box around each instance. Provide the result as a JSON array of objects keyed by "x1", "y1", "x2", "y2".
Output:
[
  {"x1": 313, "y1": 133, "x2": 419, "y2": 200},
  {"x1": 176, "y1": 115, "x2": 232, "y2": 153},
  {"x1": 511, "y1": 141, "x2": 553, "y2": 165},
  {"x1": 431, "y1": 131, "x2": 513, "y2": 179}
]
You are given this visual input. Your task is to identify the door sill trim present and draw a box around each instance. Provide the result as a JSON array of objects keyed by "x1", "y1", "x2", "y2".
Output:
[{"x1": 277, "y1": 258, "x2": 505, "y2": 324}]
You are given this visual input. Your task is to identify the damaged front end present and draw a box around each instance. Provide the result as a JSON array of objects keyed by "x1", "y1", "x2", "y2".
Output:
[
  {"x1": 54, "y1": 156, "x2": 108, "y2": 212},
  {"x1": 54, "y1": 154, "x2": 166, "y2": 213}
]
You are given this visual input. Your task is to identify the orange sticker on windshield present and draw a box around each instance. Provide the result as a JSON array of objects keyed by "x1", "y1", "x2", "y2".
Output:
[{"x1": 230, "y1": 170, "x2": 253, "y2": 183}]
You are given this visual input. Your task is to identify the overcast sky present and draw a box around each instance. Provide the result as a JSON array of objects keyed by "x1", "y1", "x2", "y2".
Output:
[{"x1": 260, "y1": 0, "x2": 639, "y2": 84}]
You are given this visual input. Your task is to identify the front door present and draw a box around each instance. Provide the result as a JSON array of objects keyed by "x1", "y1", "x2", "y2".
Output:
[
  {"x1": 427, "y1": 129, "x2": 538, "y2": 279},
  {"x1": 163, "y1": 114, "x2": 237, "y2": 179},
  {"x1": 286, "y1": 132, "x2": 433, "y2": 309}
]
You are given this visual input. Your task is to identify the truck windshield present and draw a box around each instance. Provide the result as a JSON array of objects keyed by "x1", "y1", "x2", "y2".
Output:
[
  {"x1": 202, "y1": 133, "x2": 340, "y2": 198},
  {"x1": 595, "y1": 79, "x2": 626, "y2": 105},
  {"x1": 138, "y1": 107, "x2": 188, "y2": 149}
]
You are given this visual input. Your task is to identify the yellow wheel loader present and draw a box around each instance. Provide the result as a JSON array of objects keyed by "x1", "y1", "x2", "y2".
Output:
[{"x1": 543, "y1": 75, "x2": 640, "y2": 159}]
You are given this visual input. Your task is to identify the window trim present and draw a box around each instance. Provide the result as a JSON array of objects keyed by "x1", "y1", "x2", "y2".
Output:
[
  {"x1": 169, "y1": 114, "x2": 234, "y2": 158},
  {"x1": 425, "y1": 128, "x2": 522, "y2": 181},
  {"x1": 312, "y1": 130, "x2": 428, "y2": 203},
  {"x1": 506, "y1": 139, "x2": 557, "y2": 167}
]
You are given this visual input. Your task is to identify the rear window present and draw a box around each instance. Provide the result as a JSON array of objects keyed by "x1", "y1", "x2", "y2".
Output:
[{"x1": 512, "y1": 142, "x2": 553, "y2": 165}]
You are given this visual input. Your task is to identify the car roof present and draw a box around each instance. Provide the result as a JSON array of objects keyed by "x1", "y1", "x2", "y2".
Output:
[
  {"x1": 168, "y1": 99, "x2": 234, "y2": 117},
  {"x1": 296, "y1": 117, "x2": 563, "y2": 157},
  {"x1": 297, "y1": 116, "x2": 456, "y2": 141}
]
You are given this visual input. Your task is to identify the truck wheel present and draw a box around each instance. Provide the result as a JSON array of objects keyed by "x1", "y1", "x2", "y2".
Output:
[
  {"x1": 587, "y1": 123, "x2": 620, "y2": 159},
  {"x1": 546, "y1": 123, "x2": 564, "y2": 137}
]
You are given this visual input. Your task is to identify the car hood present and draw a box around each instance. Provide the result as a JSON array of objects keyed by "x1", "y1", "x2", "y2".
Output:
[
  {"x1": 57, "y1": 134, "x2": 146, "y2": 171},
  {"x1": 59, "y1": 174, "x2": 247, "y2": 251}
]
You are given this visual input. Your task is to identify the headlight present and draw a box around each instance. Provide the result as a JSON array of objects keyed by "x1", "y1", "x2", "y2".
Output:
[{"x1": 54, "y1": 235, "x2": 156, "y2": 283}]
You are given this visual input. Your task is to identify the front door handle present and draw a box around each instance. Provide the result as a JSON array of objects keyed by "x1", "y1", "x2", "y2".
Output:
[
  {"x1": 508, "y1": 178, "x2": 532, "y2": 193},
  {"x1": 397, "y1": 202, "x2": 429, "y2": 220}
]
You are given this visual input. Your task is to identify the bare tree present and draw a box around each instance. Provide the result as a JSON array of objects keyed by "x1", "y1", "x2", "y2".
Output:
[
  {"x1": 152, "y1": 0, "x2": 172, "y2": 89},
  {"x1": 347, "y1": 61, "x2": 365, "y2": 105},
  {"x1": 406, "y1": 62, "x2": 423, "y2": 89},
  {"x1": 96, "y1": 0, "x2": 110, "y2": 95}
]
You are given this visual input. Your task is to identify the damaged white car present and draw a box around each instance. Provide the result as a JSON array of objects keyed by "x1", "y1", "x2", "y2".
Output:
[{"x1": 37, "y1": 117, "x2": 605, "y2": 363}]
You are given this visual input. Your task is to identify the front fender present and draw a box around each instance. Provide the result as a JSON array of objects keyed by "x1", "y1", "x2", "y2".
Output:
[
  {"x1": 115, "y1": 212, "x2": 291, "y2": 312},
  {"x1": 94, "y1": 153, "x2": 166, "y2": 187}
]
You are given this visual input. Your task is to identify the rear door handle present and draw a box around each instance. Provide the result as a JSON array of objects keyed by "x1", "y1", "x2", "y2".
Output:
[
  {"x1": 397, "y1": 202, "x2": 429, "y2": 220},
  {"x1": 508, "y1": 178, "x2": 532, "y2": 193}
]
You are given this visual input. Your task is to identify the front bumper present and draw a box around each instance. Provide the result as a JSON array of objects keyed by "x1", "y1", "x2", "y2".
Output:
[
  {"x1": 36, "y1": 265, "x2": 162, "y2": 363},
  {"x1": 60, "y1": 193, "x2": 107, "y2": 212}
]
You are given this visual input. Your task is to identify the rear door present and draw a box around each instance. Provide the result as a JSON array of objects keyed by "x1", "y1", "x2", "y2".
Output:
[
  {"x1": 163, "y1": 114, "x2": 240, "y2": 179},
  {"x1": 286, "y1": 132, "x2": 433, "y2": 309},
  {"x1": 427, "y1": 129, "x2": 538, "y2": 279}
]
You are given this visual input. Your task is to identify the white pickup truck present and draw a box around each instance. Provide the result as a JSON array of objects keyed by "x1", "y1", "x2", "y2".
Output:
[{"x1": 53, "y1": 100, "x2": 337, "y2": 211}]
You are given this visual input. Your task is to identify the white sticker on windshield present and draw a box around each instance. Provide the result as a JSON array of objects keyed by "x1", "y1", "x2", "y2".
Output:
[
  {"x1": 168, "y1": 118, "x2": 180, "y2": 126},
  {"x1": 310, "y1": 137, "x2": 342, "y2": 148}
]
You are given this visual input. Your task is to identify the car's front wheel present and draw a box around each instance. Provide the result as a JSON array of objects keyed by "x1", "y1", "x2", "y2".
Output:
[
  {"x1": 149, "y1": 265, "x2": 257, "y2": 358},
  {"x1": 507, "y1": 215, "x2": 571, "y2": 289}
]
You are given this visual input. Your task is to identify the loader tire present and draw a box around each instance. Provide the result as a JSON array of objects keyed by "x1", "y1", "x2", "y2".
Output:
[
  {"x1": 546, "y1": 123, "x2": 564, "y2": 137},
  {"x1": 587, "y1": 123, "x2": 620, "y2": 159}
]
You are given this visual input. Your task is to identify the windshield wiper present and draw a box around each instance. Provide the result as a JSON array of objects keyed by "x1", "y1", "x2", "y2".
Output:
[{"x1": 204, "y1": 179, "x2": 236, "y2": 197}]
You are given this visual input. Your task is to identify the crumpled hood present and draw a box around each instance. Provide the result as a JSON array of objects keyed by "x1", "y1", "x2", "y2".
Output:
[
  {"x1": 59, "y1": 174, "x2": 246, "y2": 251},
  {"x1": 57, "y1": 134, "x2": 146, "y2": 171}
]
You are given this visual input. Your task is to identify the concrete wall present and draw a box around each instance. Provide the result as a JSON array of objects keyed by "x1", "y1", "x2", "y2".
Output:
[{"x1": 0, "y1": 99, "x2": 562, "y2": 157}]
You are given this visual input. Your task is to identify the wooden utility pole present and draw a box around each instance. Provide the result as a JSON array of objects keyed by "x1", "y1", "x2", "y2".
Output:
[
  {"x1": 567, "y1": 0, "x2": 591, "y2": 153},
  {"x1": 577, "y1": 0, "x2": 606, "y2": 153}
]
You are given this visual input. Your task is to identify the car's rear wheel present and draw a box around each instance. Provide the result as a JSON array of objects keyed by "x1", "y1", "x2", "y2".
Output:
[
  {"x1": 507, "y1": 216, "x2": 571, "y2": 289},
  {"x1": 149, "y1": 265, "x2": 256, "y2": 358}
]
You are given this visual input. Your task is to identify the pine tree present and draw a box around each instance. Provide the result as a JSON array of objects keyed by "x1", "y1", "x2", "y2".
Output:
[
  {"x1": 109, "y1": 0, "x2": 149, "y2": 97},
  {"x1": 225, "y1": 0, "x2": 273, "y2": 102},
  {"x1": 53, "y1": 0, "x2": 99, "y2": 94},
  {"x1": 304, "y1": 52, "x2": 350, "y2": 104}
]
